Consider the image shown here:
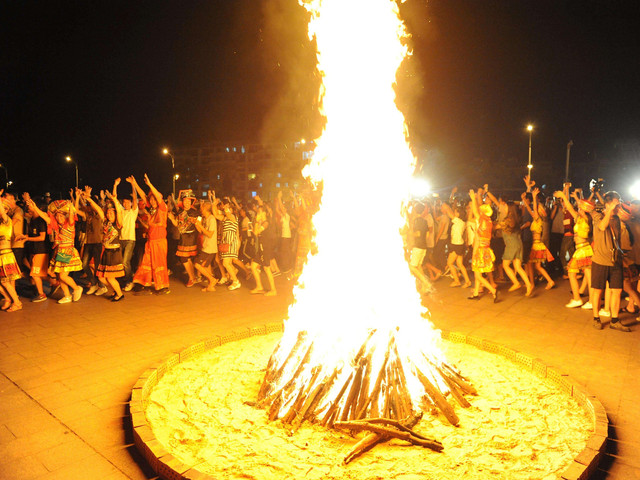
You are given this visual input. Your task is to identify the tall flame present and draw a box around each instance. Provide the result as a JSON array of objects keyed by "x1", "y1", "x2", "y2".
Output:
[{"x1": 263, "y1": 0, "x2": 451, "y2": 421}]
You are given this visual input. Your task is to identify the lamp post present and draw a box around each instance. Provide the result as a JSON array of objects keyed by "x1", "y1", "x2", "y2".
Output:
[
  {"x1": 526, "y1": 124, "x2": 534, "y2": 173},
  {"x1": 65, "y1": 156, "x2": 78, "y2": 189},
  {"x1": 162, "y1": 148, "x2": 176, "y2": 197},
  {"x1": 565, "y1": 140, "x2": 574, "y2": 183}
]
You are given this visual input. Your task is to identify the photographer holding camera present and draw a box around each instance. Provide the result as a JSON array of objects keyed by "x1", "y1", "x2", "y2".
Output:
[{"x1": 590, "y1": 190, "x2": 630, "y2": 331}]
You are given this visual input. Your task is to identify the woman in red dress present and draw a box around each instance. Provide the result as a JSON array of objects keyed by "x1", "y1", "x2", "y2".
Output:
[
  {"x1": 468, "y1": 189, "x2": 498, "y2": 302},
  {"x1": 131, "y1": 174, "x2": 170, "y2": 294}
]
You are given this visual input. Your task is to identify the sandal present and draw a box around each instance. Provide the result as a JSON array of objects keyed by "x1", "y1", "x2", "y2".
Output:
[
  {"x1": 1, "y1": 300, "x2": 11, "y2": 311},
  {"x1": 492, "y1": 290, "x2": 499, "y2": 303},
  {"x1": 6, "y1": 302, "x2": 22, "y2": 312}
]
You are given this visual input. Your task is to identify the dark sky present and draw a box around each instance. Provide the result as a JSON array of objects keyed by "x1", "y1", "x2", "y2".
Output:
[{"x1": 2, "y1": 0, "x2": 640, "y2": 195}]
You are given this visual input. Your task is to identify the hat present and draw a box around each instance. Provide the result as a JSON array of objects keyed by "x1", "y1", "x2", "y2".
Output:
[
  {"x1": 618, "y1": 203, "x2": 632, "y2": 222},
  {"x1": 479, "y1": 204, "x2": 493, "y2": 217},
  {"x1": 180, "y1": 189, "x2": 197, "y2": 200},
  {"x1": 577, "y1": 199, "x2": 595, "y2": 213},
  {"x1": 48, "y1": 199, "x2": 72, "y2": 217}
]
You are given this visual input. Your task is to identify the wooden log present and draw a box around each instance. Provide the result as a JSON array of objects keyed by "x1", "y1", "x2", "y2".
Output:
[
  {"x1": 340, "y1": 358, "x2": 365, "y2": 421},
  {"x1": 291, "y1": 368, "x2": 340, "y2": 431},
  {"x1": 436, "y1": 366, "x2": 471, "y2": 408},
  {"x1": 414, "y1": 367, "x2": 459, "y2": 426},
  {"x1": 441, "y1": 363, "x2": 477, "y2": 395},
  {"x1": 354, "y1": 354, "x2": 373, "y2": 419},
  {"x1": 391, "y1": 344, "x2": 414, "y2": 418},
  {"x1": 258, "y1": 331, "x2": 306, "y2": 401},
  {"x1": 281, "y1": 366, "x2": 322, "y2": 424},
  {"x1": 258, "y1": 342, "x2": 314, "y2": 409},
  {"x1": 355, "y1": 337, "x2": 392, "y2": 419},
  {"x1": 334, "y1": 421, "x2": 443, "y2": 452},
  {"x1": 321, "y1": 371, "x2": 353, "y2": 427},
  {"x1": 341, "y1": 411, "x2": 424, "y2": 464}
]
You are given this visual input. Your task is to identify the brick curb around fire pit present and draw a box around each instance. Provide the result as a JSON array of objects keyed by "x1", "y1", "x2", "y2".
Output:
[{"x1": 129, "y1": 324, "x2": 607, "y2": 480}]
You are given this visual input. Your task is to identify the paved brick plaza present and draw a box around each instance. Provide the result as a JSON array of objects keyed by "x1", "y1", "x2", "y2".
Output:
[{"x1": 0, "y1": 277, "x2": 638, "y2": 479}]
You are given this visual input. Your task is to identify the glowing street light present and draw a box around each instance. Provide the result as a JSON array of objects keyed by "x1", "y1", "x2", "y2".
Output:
[
  {"x1": 65, "y1": 156, "x2": 78, "y2": 189},
  {"x1": 630, "y1": 180, "x2": 640, "y2": 200},
  {"x1": 526, "y1": 124, "x2": 534, "y2": 171},
  {"x1": 162, "y1": 147, "x2": 176, "y2": 197}
]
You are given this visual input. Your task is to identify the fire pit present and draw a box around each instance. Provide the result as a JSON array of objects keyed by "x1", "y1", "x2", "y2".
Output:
[{"x1": 130, "y1": 324, "x2": 606, "y2": 480}]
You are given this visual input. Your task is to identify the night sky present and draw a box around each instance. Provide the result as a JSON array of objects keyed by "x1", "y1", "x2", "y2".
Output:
[{"x1": 2, "y1": 0, "x2": 640, "y2": 196}]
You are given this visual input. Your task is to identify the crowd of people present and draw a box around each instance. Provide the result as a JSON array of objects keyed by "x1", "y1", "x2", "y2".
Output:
[
  {"x1": 404, "y1": 175, "x2": 640, "y2": 332},
  {"x1": 1, "y1": 172, "x2": 639, "y2": 335},
  {"x1": 0, "y1": 174, "x2": 317, "y2": 312}
]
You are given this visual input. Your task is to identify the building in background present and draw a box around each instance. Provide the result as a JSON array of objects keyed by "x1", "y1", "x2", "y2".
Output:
[{"x1": 172, "y1": 141, "x2": 314, "y2": 200}]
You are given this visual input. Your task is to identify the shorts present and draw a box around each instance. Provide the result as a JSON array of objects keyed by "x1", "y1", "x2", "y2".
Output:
[
  {"x1": 195, "y1": 251, "x2": 215, "y2": 268},
  {"x1": 30, "y1": 253, "x2": 50, "y2": 278},
  {"x1": 448, "y1": 244, "x2": 465, "y2": 256},
  {"x1": 591, "y1": 262, "x2": 623, "y2": 290},
  {"x1": 410, "y1": 248, "x2": 427, "y2": 267},
  {"x1": 502, "y1": 232, "x2": 523, "y2": 262}
]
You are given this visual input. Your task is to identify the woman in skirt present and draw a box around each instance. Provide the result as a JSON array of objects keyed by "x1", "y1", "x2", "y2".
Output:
[
  {"x1": 555, "y1": 190, "x2": 594, "y2": 307},
  {"x1": 27, "y1": 197, "x2": 84, "y2": 304},
  {"x1": 250, "y1": 203, "x2": 278, "y2": 296},
  {"x1": 0, "y1": 195, "x2": 23, "y2": 311},
  {"x1": 213, "y1": 195, "x2": 242, "y2": 291},
  {"x1": 168, "y1": 190, "x2": 199, "y2": 287},
  {"x1": 468, "y1": 189, "x2": 498, "y2": 302},
  {"x1": 84, "y1": 190, "x2": 125, "y2": 301},
  {"x1": 524, "y1": 188, "x2": 555, "y2": 290}
]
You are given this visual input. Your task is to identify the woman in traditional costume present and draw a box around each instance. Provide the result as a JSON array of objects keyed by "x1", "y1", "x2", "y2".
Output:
[
  {"x1": 524, "y1": 188, "x2": 555, "y2": 290},
  {"x1": 168, "y1": 189, "x2": 199, "y2": 287},
  {"x1": 0, "y1": 194, "x2": 23, "y2": 311},
  {"x1": 27, "y1": 196, "x2": 84, "y2": 304},
  {"x1": 468, "y1": 189, "x2": 498, "y2": 302},
  {"x1": 83, "y1": 189, "x2": 125, "y2": 301},
  {"x1": 131, "y1": 174, "x2": 170, "y2": 294}
]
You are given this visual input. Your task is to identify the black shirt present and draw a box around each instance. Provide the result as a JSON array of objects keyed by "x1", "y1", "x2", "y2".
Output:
[
  {"x1": 29, "y1": 216, "x2": 49, "y2": 255},
  {"x1": 413, "y1": 216, "x2": 428, "y2": 250}
]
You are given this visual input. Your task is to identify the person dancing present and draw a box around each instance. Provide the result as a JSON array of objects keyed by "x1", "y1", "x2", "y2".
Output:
[
  {"x1": 131, "y1": 174, "x2": 170, "y2": 294},
  {"x1": 523, "y1": 188, "x2": 555, "y2": 290},
  {"x1": 27, "y1": 196, "x2": 84, "y2": 304},
  {"x1": 0, "y1": 194, "x2": 23, "y2": 311},
  {"x1": 468, "y1": 189, "x2": 498, "y2": 302}
]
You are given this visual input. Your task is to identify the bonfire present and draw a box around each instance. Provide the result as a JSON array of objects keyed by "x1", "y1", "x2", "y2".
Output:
[{"x1": 257, "y1": 0, "x2": 475, "y2": 463}]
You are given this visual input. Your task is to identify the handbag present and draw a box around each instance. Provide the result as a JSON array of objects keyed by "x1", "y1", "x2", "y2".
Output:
[
  {"x1": 608, "y1": 226, "x2": 624, "y2": 264},
  {"x1": 55, "y1": 250, "x2": 73, "y2": 264}
]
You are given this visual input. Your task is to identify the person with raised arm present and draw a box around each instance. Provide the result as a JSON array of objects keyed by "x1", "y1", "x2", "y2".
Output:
[
  {"x1": 210, "y1": 190, "x2": 242, "y2": 291},
  {"x1": 554, "y1": 188, "x2": 594, "y2": 308},
  {"x1": 17, "y1": 192, "x2": 49, "y2": 302},
  {"x1": 131, "y1": 174, "x2": 170, "y2": 294},
  {"x1": 167, "y1": 189, "x2": 199, "y2": 287},
  {"x1": 118, "y1": 176, "x2": 139, "y2": 292},
  {"x1": 468, "y1": 189, "x2": 498, "y2": 302},
  {"x1": 26, "y1": 195, "x2": 84, "y2": 304},
  {"x1": 82, "y1": 187, "x2": 125, "y2": 301},
  {"x1": 0, "y1": 191, "x2": 23, "y2": 311},
  {"x1": 523, "y1": 188, "x2": 555, "y2": 291},
  {"x1": 441, "y1": 201, "x2": 471, "y2": 288},
  {"x1": 194, "y1": 196, "x2": 218, "y2": 292}
]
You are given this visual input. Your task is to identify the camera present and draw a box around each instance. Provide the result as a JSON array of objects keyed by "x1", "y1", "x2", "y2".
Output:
[{"x1": 590, "y1": 178, "x2": 605, "y2": 193}]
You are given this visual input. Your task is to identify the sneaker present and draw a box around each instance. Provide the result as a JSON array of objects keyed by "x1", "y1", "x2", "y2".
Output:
[
  {"x1": 228, "y1": 281, "x2": 241, "y2": 291},
  {"x1": 72, "y1": 287, "x2": 83, "y2": 302},
  {"x1": 58, "y1": 296, "x2": 72, "y2": 304},
  {"x1": 565, "y1": 299, "x2": 584, "y2": 308},
  {"x1": 94, "y1": 286, "x2": 108, "y2": 296},
  {"x1": 218, "y1": 277, "x2": 229, "y2": 285},
  {"x1": 592, "y1": 318, "x2": 603, "y2": 330},
  {"x1": 186, "y1": 279, "x2": 196, "y2": 288},
  {"x1": 86, "y1": 285, "x2": 99, "y2": 295},
  {"x1": 598, "y1": 309, "x2": 610, "y2": 317},
  {"x1": 610, "y1": 321, "x2": 631, "y2": 332},
  {"x1": 31, "y1": 294, "x2": 47, "y2": 303},
  {"x1": 123, "y1": 282, "x2": 134, "y2": 292},
  {"x1": 581, "y1": 301, "x2": 593, "y2": 310}
]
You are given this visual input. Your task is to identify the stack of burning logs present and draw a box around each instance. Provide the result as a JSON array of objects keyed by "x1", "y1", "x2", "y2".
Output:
[{"x1": 257, "y1": 329, "x2": 477, "y2": 463}]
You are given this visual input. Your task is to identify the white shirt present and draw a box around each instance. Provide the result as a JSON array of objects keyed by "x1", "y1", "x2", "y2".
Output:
[
  {"x1": 450, "y1": 217, "x2": 465, "y2": 246},
  {"x1": 121, "y1": 207, "x2": 139, "y2": 241},
  {"x1": 281, "y1": 213, "x2": 291, "y2": 238},
  {"x1": 201, "y1": 215, "x2": 218, "y2": 254}
]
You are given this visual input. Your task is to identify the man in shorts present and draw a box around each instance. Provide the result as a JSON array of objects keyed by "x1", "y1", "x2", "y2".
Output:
[
  {"x1": 590, "y1": 191, "x2": 629, "y2": 331},
  {"x1": 194, "y1": 201, "x2": 218, "y2": 292},
  {"x1": 409, "y1": 203, "x2": 431, "y2": 294}
]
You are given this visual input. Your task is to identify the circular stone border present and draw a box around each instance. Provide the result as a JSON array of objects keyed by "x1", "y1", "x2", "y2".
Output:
[{"x1": 129, "y1": 324, "x2": 608, "y2": 480}]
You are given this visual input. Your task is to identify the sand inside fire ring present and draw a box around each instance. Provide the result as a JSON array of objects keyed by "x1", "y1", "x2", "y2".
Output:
[{"x1": 141, "y1": 332, "x2": 595, "y2": 480}]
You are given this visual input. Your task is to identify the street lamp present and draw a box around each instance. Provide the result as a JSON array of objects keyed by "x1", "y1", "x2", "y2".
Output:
[
  {"x1": 65, "y1": 156, "x2": 78, "y2": 189},
  {"x1": 565, "y1": 140, "x2": 574, "y2": 183},
  {"x1": 162, "y1": 148, "x2": 176, "y2": 197},
  {"x1": 526, "y1": 125, "x2": 534, "y2": 172}
]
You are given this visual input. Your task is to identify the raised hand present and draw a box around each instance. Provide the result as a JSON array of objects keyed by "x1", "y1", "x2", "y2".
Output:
[
  {"x1": 22, "y1": 192, "x2": 31, "y2": 203},
  {"x1": 114, "y1": 178, "x2": 121, "y2": 187},
  {"x1": 99, "y1": 190, "x2": 106, "y2": 201},
  {"x1": 143, "y1": 173, "x2": 151, "y2": 186},
  {"x1": 126, "y1": 175, "x2": 136, "y2": 185},
  {"x1": 468, "y1": 189, "x2": 475, "y2": 198},
  {"x1": 84, "y1": 185, "x2": 92, "y2": 196},
  {"x1": 532, "y1": 187, "x2": 540, "y2": 197}
]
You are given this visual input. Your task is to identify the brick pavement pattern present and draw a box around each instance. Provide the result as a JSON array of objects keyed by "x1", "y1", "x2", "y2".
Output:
[{"x1": 0, "y1": 277, "x2": 638, "y2": 479}]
